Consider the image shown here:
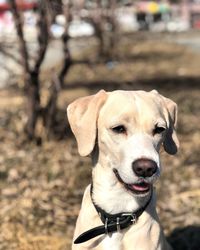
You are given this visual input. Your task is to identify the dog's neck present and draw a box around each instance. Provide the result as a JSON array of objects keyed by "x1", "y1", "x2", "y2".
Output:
[{"x1": 91, "y1": 163, "x2": 155, "y2": 215}]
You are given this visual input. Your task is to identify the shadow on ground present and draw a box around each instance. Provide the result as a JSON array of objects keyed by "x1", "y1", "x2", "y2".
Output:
[
  {"x1": 63, "y1": 76, "x2": 200, "y2": 93},
  {"x1": 168, "y1": 226, "x2": 200, "y2": 250}
]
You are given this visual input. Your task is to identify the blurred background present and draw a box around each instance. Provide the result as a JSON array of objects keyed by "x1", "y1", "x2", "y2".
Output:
[{"x1": 0, "y1": 0, "x2": 200, "y2": 249}]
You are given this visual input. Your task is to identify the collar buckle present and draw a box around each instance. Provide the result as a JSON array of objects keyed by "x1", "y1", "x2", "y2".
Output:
[{"x1": 122, "y1": 213, "x2": 137, "y2": 224}]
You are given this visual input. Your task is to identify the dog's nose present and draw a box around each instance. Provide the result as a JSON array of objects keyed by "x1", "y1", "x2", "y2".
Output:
[{"x1": 132, "y1": 159, "x2": 157, "y2": 178}]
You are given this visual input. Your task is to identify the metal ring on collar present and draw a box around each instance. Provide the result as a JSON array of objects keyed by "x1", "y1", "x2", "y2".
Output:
[
  {"x1": 105, "y1": 218, "x2": 108, "y2": 234},
  {"x1": 116, "y1": 217, "x2": 120, "y2": 232}
]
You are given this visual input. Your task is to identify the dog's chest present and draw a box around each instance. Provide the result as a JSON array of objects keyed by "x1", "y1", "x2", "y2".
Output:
[{"x1": 102, "y1": 232, "x2": 124, "y2": 250}]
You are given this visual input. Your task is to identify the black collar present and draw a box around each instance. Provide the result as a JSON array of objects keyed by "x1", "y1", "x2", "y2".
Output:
[{"x1": 74, "y1": 184, "x2": 152, "y2": 244}]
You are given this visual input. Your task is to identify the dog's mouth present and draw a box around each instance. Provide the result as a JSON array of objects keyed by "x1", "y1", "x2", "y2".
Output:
[{"x1": 113, "y1": 168, "x2": 151, "y2": 195}]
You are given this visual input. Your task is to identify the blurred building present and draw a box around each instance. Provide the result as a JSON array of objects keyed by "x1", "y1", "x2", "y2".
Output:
[
  {"x1": 186, "y1": 0, "x2": 200, "y2": 29},
  {"x1": 1, "y1": 0, "x2": 200, "y2": 39}
]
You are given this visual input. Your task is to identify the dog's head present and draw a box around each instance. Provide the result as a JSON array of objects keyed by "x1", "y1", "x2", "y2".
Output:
[{"x1": 67, "y1": 90, "x2": 179, "y2": 196}]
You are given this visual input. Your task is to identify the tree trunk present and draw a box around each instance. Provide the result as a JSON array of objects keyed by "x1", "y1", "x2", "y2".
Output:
[{"x1": 25, "y1": 71, "x2": 40, "y2": 140}]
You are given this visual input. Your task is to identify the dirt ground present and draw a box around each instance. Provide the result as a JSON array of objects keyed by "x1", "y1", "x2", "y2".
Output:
[{"x1": 0, "y1": 32, "x2": 200, "y2": 250}]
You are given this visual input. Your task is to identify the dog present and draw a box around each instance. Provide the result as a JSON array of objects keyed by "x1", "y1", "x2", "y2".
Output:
[{"x1": 67, "y1": 90, "x2": 179, "y2": 250}]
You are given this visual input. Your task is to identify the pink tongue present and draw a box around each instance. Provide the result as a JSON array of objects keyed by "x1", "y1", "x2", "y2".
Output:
[{"x1": 131, "y1": 183, "x2": 150, "y2": 191}]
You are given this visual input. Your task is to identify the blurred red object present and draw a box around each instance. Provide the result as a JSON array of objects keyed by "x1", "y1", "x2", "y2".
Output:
[{"x1": 0, "y1": 0, "x2": 37, "y2": 13}]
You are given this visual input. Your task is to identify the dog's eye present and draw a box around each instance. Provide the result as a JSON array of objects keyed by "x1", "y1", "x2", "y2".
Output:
[
  {"x1": 111, "y1": 125, "x2": 126, "y2": 134},
  {"x1": 153, "y1": 126, "x2": 166, "y2": 135}
]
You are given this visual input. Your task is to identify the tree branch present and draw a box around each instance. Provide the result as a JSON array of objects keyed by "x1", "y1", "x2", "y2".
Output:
[
  {"x1": 58, "y1": 0, "x2": 72, "y2": 86},
  {"x1": 8, "y1": 0, "x2": 30, "y2": 76},
  {"x1": 0, "y1": 45, "x2": 21, "y2": 65},
  {"x1": 33, "y1": 1, "x2": 49, "y2": 74}
]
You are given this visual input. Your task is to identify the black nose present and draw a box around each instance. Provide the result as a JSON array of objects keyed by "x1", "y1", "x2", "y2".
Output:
[{"x1": 132, "y1": 159, "x2": 157, "y2": 178}]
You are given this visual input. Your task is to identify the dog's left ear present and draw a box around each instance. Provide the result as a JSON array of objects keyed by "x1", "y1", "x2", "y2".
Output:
[
  {"x1": 67, "y1": 90, "x2": 107, "y2": 156},
  {"x1": 162, "y1": 97, "x2": 179, "y2": 155}
]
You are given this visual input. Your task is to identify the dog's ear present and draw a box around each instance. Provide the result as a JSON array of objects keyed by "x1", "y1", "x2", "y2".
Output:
[
  {"x1": 162, "y1": 97, "x2": 179, "y2": 155},
  {"x1": 67, "y1": 90, "x2": 107, "y2": 156}
]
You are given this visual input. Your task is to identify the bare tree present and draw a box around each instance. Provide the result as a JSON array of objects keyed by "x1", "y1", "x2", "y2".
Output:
[
  {"x1": 8, "y1": 0, "x2": 49, "y2": 141},
  {"x1": 7, "y1": 0, "x2": 118, "y2": 141},
  {"x1": 105, "y1": 0, "x2": 118, "y2": 58},
  {"x1": 81, "y1": 0, "x2": 118, "y2": 59},
  {"x1": 44, "y1": 0, "x2": 73, "y2": 136},
  {"x1": 8, "y1": 0, "x2": 74, "y2": 141}
]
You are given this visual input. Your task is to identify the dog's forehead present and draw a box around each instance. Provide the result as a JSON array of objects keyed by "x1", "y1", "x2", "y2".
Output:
[
  {"x1": 102, "y1": 90, "x2": 162, "y2": 114},
  {"x1": 98, "y1": 90, "x2": 166, "y2": 128}
]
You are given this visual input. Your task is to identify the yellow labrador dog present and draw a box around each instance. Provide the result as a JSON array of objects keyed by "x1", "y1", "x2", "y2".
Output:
[{"x1": 67, "y1": 90, "x2": 179, "y2": 250}]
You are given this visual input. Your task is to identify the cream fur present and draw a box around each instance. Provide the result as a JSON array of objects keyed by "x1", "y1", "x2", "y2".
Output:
[{"x1": 67, "y1": 90, "x2": 178, "y2": 250}]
